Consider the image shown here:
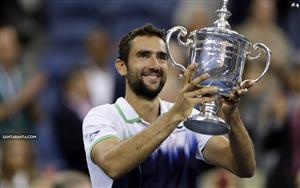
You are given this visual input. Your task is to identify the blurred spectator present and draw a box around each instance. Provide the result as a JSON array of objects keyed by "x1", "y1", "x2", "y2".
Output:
[
  {"x1": 52, "y1": 170, "x2": 91, "y2": 188},
  {"x1": 53, "y1": 68, "x2": 90, "y2": 174},
  {"x1": 0, "y1": 140, "x2": 38, "y2": 187},
  {"x1": 262, "y1": 65, "x2": 300, "y2": 188},
  {"x1": 173, "y1": 0, "x2": 218, "y2": 32},
  {"x1": 236, "y1": 0, "x2": 291, "y2": 78},
  {"x1": 260, "y1": 89, "x2": 294, "y2": 188},
  {"x1": 0, "y1": 25, "x2": 45, "y2": 133},
  {"x1": 83, "y1": 28, "x2": 116, "y2": 106}
]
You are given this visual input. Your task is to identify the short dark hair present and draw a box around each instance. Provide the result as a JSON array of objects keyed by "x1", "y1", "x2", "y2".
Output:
[{"x1": 118, "y1": 23, "x2": 166, "y2": 64}]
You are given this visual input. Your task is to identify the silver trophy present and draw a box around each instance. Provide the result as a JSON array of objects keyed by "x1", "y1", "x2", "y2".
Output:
[{"x1": 166, "y1": 0, "x2": 271, "y2": 135}]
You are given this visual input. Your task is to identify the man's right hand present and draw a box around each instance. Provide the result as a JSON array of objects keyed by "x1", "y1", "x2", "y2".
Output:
[{"x1": 170, "y1": 63, "x2": 219, "y2": 121}]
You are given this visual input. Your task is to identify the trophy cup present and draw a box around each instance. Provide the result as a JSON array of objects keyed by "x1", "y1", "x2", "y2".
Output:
[{"x1": 166, "y1": 0, "x2": 271, "y2": 135}]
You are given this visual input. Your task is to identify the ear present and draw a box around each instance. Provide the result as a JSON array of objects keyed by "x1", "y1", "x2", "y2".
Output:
[{"x1": 115, "y1": 58, "x2": 127, "y2": 76}]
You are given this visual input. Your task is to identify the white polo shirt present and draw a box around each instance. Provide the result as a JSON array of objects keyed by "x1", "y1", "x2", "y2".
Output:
[{"x1": 82, "y1": 97, "x2": 211, "y2": 188}]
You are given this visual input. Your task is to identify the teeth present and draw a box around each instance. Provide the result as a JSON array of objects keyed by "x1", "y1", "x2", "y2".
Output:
[
  {"x1": 144, "y1": 75, "x2": 159, "y2": 77},
  {"x1": 143, "y1": 74, "x2": 158, "y2": 76},
  {"x1": 143, "y1": 71, "x2": 159, "y2": 76}
]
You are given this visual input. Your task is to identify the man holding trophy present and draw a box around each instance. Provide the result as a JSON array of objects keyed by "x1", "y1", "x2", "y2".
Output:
[{"x1": 83, "y1": 0, "x2": 271, "y2": 187}]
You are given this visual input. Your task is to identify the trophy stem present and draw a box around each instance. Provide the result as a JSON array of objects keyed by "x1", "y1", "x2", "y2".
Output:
[
  {"x1": 201, "y1": 101, "x2": 219, "y2": 117},
  {"x1": 183, "y1": 99, "x2": 229, "y2": 135}
]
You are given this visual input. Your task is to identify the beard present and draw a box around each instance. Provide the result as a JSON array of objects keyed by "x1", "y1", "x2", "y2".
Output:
[{"x1": 126, "y1": 66, "x2": 166, "y2": 100}]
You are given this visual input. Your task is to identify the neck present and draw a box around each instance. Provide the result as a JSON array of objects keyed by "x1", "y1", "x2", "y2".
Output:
[{"x1": 125, "y1": 87, "x2": 160, "y2": 124}]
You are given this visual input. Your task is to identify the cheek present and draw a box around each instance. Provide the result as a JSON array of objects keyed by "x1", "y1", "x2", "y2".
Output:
[
  {"x1": 128, "y1": 64, "x2": 143, "y2": 75},
  {"x1": 162, "y1": 64, "x2": 168, "y2": 76},
  {"x1": 126, "y1": 67, "x2": 140, "y2": 81}
]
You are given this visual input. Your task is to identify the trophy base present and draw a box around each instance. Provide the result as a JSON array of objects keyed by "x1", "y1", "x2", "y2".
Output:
[{"x1": 183, "y1": 115, "x2": 230, "y2": 135}]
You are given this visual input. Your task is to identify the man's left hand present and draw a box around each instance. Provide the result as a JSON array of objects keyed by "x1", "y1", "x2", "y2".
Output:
[{"x1": 220, "y1": 80, "x2": 255, "y2": 119}]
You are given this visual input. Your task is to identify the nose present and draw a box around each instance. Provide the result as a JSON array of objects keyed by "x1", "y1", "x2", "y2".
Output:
[{"x1": 149, "y1": 55, "x2": 160, "y2": 67}]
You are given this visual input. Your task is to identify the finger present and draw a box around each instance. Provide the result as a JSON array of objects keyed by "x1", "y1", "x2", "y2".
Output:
[
  {"x1": 185, "y1": 73, "x2": 210, "y2": 91},
  {"x1": 241, "y1": 79, "x2": 255, "y2": 89},
  {"x1": 182, "y1": 63, "x2": 197, "y2": 85},
  {"x1": 222, "y1": 94, "x2": 239, "y2": 104},
  {"x1": 227, "y1": 91, "x2": 236, "y2": 99},
  {"x1": 189, "y1": 73, "x2": 210, "y2": 87},
  {"x1": 231, "y1": 85, "x2": 248, "y2": 96},
  {"x1": 191, "y1": 96, "x2": 218, "y2": 104},
  {"x1": 219, "y1": 98, "x2": 225, "y2": 107},
  {"x1": 237, "y1": 89, "x2": 243, "y2": 95},
  {"x1": 230, "y1": 91, "x2": 242, "y2": 103},
  {"x1": 223, "y1": 91, "x2": 238, "y2": 102},
  {"x1": 237, "y1": 88, "x2": 248, "y2": 95},
  {"x1": 186, "y1": 86, "x2": 219, "y2": 97}
]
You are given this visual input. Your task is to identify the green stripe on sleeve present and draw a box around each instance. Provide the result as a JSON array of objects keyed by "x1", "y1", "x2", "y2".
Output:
[{"x1": 89, "y1": 134, "x2": 119, "y2": 163}]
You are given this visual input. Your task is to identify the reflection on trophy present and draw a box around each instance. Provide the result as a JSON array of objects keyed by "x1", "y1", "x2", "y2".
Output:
[{"x1": 166, "y1": 0, "x2": 271, "y2": 135}]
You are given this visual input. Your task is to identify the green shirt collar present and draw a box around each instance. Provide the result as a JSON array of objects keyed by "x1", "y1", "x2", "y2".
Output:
[{"x1": 114, "y1": 97, "x2": 169, "y2": 123}]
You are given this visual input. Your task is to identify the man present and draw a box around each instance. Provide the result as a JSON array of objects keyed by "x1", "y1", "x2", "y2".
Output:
[{"x1": 82, "y1": 24, "x2": 255, "y2": 188}]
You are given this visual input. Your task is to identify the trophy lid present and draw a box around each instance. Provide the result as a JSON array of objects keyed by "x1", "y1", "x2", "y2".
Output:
[
  {"x1": 213, "y1": 0, "x2": 231, "y2": 29},
  {"x1": 198, "y1": 0, "x2": 249, "y2": 43}
]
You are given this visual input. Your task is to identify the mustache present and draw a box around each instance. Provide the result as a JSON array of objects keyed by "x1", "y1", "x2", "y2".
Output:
[{"x1": 141, "y1": 68, "x2": 164, "y2": 76}]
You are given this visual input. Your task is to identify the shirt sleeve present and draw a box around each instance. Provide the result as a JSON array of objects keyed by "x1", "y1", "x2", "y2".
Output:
[
  {"x1": 195, "y1": 134, "x2": 212, "y2": 162},
  {"x1": 82, "y1": 106, "x2": 121, "y2": 161}
]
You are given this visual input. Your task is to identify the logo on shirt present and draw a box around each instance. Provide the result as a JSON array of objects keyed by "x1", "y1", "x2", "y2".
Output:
[{"x1": 89, "y1": 130, "x2": 101, "y2": 142}]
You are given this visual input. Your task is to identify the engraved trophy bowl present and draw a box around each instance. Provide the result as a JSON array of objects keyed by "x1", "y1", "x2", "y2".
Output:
[{"x1": 166, "y1": 0, "x2": 271, "y2": 135}]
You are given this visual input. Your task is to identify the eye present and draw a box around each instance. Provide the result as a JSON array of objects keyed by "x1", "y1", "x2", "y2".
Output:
[
  {"x1": 157, "y1": 52, "x2": 168, "y2": 61},
  {"x1": 137, "y1": 51, "x2": 150, "y2": 59}
]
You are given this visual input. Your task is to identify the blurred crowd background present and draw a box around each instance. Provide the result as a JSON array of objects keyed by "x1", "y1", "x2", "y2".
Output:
[{"x1": 0, "y1": 0, "x2": 299, "y2": 187}]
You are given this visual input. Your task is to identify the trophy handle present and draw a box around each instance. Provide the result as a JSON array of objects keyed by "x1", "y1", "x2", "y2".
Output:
[
  {"x1": 166, "y1": 26, "x2": 194, "y2": 73},
  {"x1": 242, "y1": 43, "x2": 271, "y2": 86}
]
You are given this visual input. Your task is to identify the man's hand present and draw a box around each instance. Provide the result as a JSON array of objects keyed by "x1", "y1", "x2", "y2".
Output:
[
  {"x1": 220, "y1": 80, "x2": 255, "y2": 120},
  {"x1": 171, "y1": 63, "x2": 219, "y2": 121}
]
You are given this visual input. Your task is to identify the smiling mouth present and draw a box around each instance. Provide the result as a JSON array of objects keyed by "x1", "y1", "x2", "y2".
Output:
[
  {"x1": 142, "y1": 73, "x2": 161, "y2": 82},
  {"x1": 142, "y1": 73, "x2": 161, "y2": 77},
  {"x1": 142, "y1": 74, "x2": 161, "y2": 81},
  {"x1": 142, "y1": 72, "x2": 162, "y2": 85},
  {"x1": 142, "y1": 69, "x2": 162, "y2": 77}
]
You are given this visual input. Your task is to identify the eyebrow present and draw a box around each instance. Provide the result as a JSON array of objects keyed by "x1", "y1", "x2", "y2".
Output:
[
  {"x1": 136, "y1": 50, "x2": 151, "y2": 56},
  {"x1": 157, "y1": 51, "x2": 168, "y2": 57},
  {"x1": 136, "y1": 49, "x2": 168, "y2": 57}
]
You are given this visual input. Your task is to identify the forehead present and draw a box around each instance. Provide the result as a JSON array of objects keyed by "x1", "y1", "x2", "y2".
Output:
[{"x1": 130, "y1": 36, "x2": 166, "y2": 54}]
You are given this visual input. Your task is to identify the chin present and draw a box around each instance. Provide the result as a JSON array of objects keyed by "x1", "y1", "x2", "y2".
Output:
[{"x1": 147, "y1": 85, "x2": 162, "y2": 93}]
